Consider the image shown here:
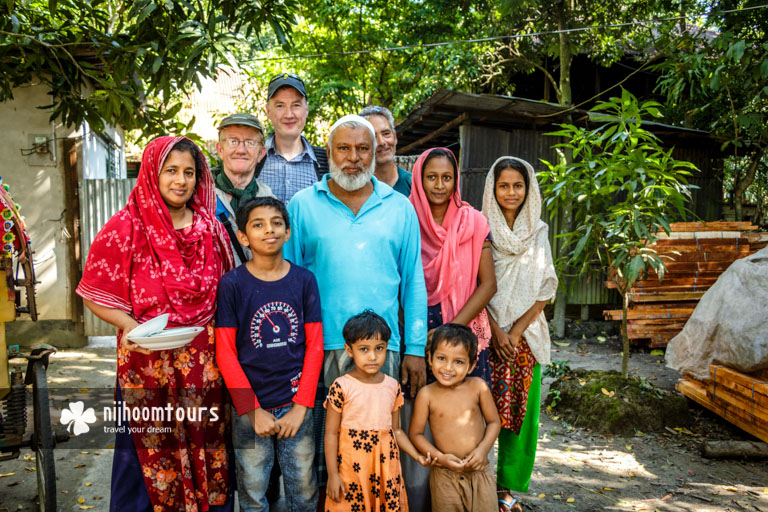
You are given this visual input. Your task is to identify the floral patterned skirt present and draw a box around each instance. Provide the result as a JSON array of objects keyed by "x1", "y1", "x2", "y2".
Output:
[{"x1": 325, "y1": 427, "x2": 408, "y2": 512}]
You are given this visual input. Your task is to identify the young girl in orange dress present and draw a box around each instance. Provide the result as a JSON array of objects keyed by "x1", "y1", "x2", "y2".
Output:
[{"x1": 324, "y1": 310, "x2": 433, "y2": 512}]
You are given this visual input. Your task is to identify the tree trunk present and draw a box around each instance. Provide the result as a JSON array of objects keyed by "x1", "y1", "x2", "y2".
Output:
[
  {"x1": 553, "y1": 287, "x2": 566, "y2": 338},
  {"x1": 621, "y1": 290, "x2": 630, "y2": 378},
  {"x1": 556, "y1": 2, "x2": 573, "y2": 108},
  {"x1": 551, "y1": 0, "x2": 573, "y2": 339},
  {"x1": 701, "y1": 440, "x2": 768, "y2": 460},
  {"x1": 733, "y1": 148, "x2": 764, "y2": 221}
]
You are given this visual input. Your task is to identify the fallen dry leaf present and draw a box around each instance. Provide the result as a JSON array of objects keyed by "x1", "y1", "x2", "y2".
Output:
[
  {"x1": 77, "y1": 497, "x2": 85, "y2": 504},
  {"x1": 726, "y1": 487, "x2": 739, "y2": 492},
  {"x1": 0, "y1": 473, "x2": 14, "y2": 478},
  {"x1": 80, "y1": 506, "x2": 95, "y2": 510},
  {"x1": 626, "y1": 444, "x2": 633, "y2": 451},
  {"x1": 538, "y1": 493, "x2": 546, "y2": 498},
  {"x1": 85, "y1": 482, "x2": 92, "y2": 487},
  {"x1": 567, "y1": 497, "x2": 575, "y2": 503},
  {"x1": 602, "y1": 487, "x2": 614, "y2": 491},
  {"x1": 74, "y1": 464, "x2": 86, "y2": 469},
  {"x1": 23, "y1": 467, "x2": 35, "y2": 472},
  {"x1": 553, "y1": 341, "x2": 571, "y2": 347},
  {"x1": 79, "y1": 388, "x2": 89, "y2": 394},
  {"x1": 601, "y1": 388, "x2": 615, "y2": 398}
]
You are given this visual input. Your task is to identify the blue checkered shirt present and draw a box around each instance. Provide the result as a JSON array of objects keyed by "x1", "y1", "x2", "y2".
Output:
[{"x1": 258, "y1": 134, "x2": 319, "y2": 203}]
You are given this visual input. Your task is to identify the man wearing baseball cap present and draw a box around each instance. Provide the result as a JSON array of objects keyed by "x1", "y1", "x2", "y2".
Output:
[
  {"x1": 256, "y1": 72, "x2": 329, "y2": 203},
  {"x1": 214, "y1": 113, "x2": 274, "y2": 266}
]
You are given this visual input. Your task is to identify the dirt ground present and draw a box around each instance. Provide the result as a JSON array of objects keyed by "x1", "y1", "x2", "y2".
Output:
[{"x1": 1, "y1": 333, "x2": 767, "y2": 512}]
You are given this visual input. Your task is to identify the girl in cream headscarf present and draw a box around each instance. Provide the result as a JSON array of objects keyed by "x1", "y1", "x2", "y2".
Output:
[{"x1": 482, "y1": 157, "x2": 558, "y2": 512}]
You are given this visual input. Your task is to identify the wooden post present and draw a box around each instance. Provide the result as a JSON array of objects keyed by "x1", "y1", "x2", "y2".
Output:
[{"x1": 397, "y1": 113, "x2": 469, "y2": 155}]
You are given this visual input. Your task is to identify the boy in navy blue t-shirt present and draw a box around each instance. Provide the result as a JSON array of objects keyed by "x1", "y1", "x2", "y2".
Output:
[{"x1": 215, "y1": 196, "x2": 323, "y2": 510}]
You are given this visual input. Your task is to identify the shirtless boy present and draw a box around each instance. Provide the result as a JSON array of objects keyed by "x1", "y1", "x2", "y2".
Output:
[{"x1": 409, "y1": 323, "x2": 501, "y2": 512}]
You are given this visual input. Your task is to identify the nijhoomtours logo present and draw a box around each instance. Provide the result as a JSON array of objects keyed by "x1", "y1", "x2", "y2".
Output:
[
  {"x1": 102, "y1": 398, "x2": 220, "y2": 435},
  {"x1": 58, "y1": 396, "x2": 221, "y2": 441},
  {"x1": 60, "y1": 401, "x2": 97, "y2": 436}
]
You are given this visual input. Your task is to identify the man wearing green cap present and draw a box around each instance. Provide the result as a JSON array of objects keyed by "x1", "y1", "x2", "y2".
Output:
[{"x1": 213, "y1": 113, "x2": 275, "y2": 266}]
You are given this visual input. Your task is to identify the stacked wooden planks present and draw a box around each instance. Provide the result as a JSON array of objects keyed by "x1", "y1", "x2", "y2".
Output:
[
  {"x1": 676, "y1": 366, "x2": 768, "y2": 443},
  {"x1": 604, "y1": 221, "x2": 767, "y2": 348}
]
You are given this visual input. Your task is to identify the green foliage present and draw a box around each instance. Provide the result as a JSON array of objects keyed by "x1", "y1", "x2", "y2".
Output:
[
  {"x1": 230, "y1": 0, "x2": 491, "y2": 141},
  {"x1": 544, "y1": 359, "x2": 572, "y2": 379},
  {"x1": 0, "y1": 0, "x2": 298, "y2": 137},
  {"x1": 540, "y1": 89, "x2": 696, "y2": 292},
  {"x1": 654, "y1": 4, "x2": 768, "y2": 153},
  {"x1": 483, "y1": 0, "x2": 676, "y2": 105},
  {"x1": 653, "y1": 1, "x2": 768, "y2": 220},
  {"x1": 547, "y1": 388, "x2": 562, "y2": 407}
]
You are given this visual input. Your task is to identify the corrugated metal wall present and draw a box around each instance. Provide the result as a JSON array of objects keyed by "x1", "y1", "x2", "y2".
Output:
[
  {"x1": 79, "y1": 179, "x2": 136, "y2": 335},
  {"x1": 394, "y1": 155, "x2": 419, "y2": 172}
]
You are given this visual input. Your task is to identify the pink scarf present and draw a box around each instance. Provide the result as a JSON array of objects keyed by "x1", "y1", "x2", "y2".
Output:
[{"x1": 409, "y1": 148, "x2": 491, "y2": 350}]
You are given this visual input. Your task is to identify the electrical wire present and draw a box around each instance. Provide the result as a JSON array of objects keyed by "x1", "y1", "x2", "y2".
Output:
[{"x1": 242, "y1": 4, "x2": 768, "y2": 63}]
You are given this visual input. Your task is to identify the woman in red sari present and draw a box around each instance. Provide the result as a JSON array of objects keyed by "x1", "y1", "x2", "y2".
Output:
[{"x1": 77, "y1": 136, "x2": 235, "y2": 511}]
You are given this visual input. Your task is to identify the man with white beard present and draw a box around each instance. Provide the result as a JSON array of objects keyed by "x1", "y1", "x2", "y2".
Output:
[{"x1": 284, "y1": 114, "x2": 428, "y2": 486}]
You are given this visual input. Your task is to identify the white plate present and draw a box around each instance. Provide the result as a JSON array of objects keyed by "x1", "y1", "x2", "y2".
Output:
[
  {"x1": 127, "y1": 314, "x2": 170, "y2": 339},
  {"x1": 130, "y1": 327, "x2": 204, "y2": 350},
  {"x1": 133, "y1": 338, "x2": 193, "y2": 351},
  {"x1": 148, "y1": 327, "x2": 203, "y2": 338}
]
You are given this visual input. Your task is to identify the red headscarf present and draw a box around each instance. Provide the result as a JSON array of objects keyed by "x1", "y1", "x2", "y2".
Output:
[
  {"x1": 77, "y1": 135, "x2": 233, "y2": 327},
  {"x1": 77, "y1": 136, "x2": 234, "y2": 510},
  {"x1": 409, "y1": 147, "x2": 492, "y2": 349}
]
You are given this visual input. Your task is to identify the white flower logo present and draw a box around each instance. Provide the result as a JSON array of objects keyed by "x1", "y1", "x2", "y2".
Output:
[{"x1": 60, "y1": 401, "x2": 97, "y2": 436}]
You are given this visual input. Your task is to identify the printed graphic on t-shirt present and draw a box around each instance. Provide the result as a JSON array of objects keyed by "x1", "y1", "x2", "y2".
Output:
[
  {"x1": 290, "y1": 370, "x2": 302, "y2": 395},
  {"x1": 250, "y1": 301, "x2": 300, "y2": 349}
]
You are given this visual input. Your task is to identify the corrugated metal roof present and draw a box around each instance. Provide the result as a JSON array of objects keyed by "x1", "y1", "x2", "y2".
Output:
[{"x1": 396, "y1": 89, "x2": 724, "y2": 155}]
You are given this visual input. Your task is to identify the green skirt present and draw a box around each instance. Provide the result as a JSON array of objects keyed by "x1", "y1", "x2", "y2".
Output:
[{"x1": 496, "y1": 363, "x2": 541, "y2": 493}]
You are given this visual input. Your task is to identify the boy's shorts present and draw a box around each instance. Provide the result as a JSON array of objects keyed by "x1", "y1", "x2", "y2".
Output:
[{"x1": 429, "y1": 464, "x2": 496, "y2": 512}]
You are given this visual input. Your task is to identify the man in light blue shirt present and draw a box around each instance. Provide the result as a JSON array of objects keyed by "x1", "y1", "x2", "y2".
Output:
[{"x1": 284, "y1": 115, "x2": 427, "y2": 390}]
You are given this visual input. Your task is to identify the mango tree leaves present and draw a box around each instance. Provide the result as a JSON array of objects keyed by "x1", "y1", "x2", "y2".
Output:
[{"x1": 0, "y1": 0, "x2": 298, "y2": 136}]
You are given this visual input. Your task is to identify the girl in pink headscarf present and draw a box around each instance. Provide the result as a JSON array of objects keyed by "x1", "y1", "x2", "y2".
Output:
[
  {"x1": 409, "y1": 147, "x2": 497, "y2": 370},
  {"x1": 404, "y1": 147, "x2": 497, "y2": 511}
]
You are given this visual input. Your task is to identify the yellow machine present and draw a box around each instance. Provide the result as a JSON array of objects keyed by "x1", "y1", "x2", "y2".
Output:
[{"x1": 0, "y1": 179, "x2": 59, "y2": 512}]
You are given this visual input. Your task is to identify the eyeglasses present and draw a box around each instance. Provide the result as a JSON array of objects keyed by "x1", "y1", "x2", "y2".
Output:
[
  {"x1": 269, "y1": 72, "x2": 305, "y2": 86},
  {"x1": 222, "y1": 138, "x2": 262, "y2": 149}
]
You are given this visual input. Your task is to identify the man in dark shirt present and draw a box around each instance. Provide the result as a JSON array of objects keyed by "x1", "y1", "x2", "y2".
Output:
[
  {"x1": 257, "y1": 73, "x2": 329, "y2": 203},
  {"x1": 359, "y1": 105, "x2": 412, "y2": 196}
]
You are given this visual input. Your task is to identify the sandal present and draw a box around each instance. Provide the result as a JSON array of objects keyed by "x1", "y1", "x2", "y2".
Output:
[{"x1": 498, "y1": 494, "x2": 522, "y2": 512}]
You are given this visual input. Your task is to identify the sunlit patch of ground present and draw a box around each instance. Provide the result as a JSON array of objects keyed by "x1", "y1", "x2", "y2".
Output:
[{"x1": 517, "y1": 424, "x2": 768, "y2": 511}]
